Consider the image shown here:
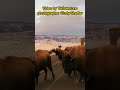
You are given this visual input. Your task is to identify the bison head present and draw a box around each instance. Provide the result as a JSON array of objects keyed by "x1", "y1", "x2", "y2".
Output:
[
  {"x1": 51, "y1": 48, "x2": 56, "y2": 53},
  {"x1": 62, "y1": 54, "x2": 75, "y2": 76},
  {"x1": 54, "y1": 48, "x2": 63, "y2": 60},
  {"x1": 58, "y1": 53, "x2": 62, "y2": 60},
  {"x1": 51, "y1": 48, "x2": 60, "y2": 56}
]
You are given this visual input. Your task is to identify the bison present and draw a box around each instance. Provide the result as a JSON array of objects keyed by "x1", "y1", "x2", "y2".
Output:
[
  {"x1": 51, "y1": 48, "x2": 63, "y2": 60},
  {"x1": 35, "y1": 50, "x2": 55, "y2": 84},
  {"x1": 52, "y1": 46, "x2": 78, "y2": 76},
  {"x1": 52, "y1": 46, "x2": 72, "y2": 61},
  {"x1": 85, "y1": 45, "x2": 120, "y2": 90},
  {"x1": 62, "y1": 45, "x2": 86, "y2": 82},
  {"x1": 0, "y1": 56, "x2": 35, "y2": 90}
]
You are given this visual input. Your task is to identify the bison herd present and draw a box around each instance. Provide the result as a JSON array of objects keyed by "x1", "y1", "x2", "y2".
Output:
[
  {"x1": 52, "y1": 45, "x2": 85, "y2": 82},
  {"x1": 0, "y1": 44, "x2": 120, "y2": 90},
  {"x1": 49, "y1": 44, "x2": 120, "y2": 89}
]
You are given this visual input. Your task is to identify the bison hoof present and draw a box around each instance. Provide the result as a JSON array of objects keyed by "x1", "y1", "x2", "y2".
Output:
[
  {"x1": 44, "y1": 78, "x2": 47, "y2": 80},
  {"x1": 79, "y1": 79, "x2": 84, "y2": 83}
]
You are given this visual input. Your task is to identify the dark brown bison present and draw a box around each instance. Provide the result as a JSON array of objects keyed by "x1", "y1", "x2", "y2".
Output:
[
  {"x1": 85, "y1": 45, "x2": 120, "y2": 90},
  {"x1": 0, "y1": 56, "x2": 35, "y2": 90},
  {"x1": 62, "y1": 45, "x2": 86, "y2": 82},
  {"x1": 35, "y1": 50, "x2": 55, "y2": 84},
  {"x1": 52, "y1": 46, "x2": 72, "y2": 61},
  {"x1": 55, "y1": 48, "x2": 62, "y2": 56},
  {"x1": 52, "y1": 46, "x2": 77, "y2": 75},
  {"x1": 51, "y1": 48, "x2": 63, "y2": 60},
  {"x1": 59, "y1": 50, "x2": 69, "y2": 66}
]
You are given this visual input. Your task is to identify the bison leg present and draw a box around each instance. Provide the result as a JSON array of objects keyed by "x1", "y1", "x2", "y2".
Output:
[
  {"x1": 35, "y1": 65, "x2": 40, "y2": 84},
  {"x1": 68, "y1": 74, "x2": 71, "y2": 78},
  {"x1": 73, "y1": 69, "x2": 76, "y2": 76},
  {"x1": 44, "y1": 67, "x2": 47, "y2": 80},
  {"x1": 36, "y1": 76, "x2": 38, "y2": 84},
  {"x1": 48, "y1": 66, "x2": 55, "y2": 79},
  {"x1": 79, "y1": 72, "x2": 84, "y2": 83},
  {"x1": 68, "y1": 71, "x2": 72, "y2": 78}
]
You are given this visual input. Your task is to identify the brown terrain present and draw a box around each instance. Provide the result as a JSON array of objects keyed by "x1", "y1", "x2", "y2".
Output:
[{"x1": 0, "y1": 31, "x2": 34, "y2": 59}]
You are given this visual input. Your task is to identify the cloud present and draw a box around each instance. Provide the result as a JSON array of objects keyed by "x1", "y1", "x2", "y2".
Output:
[
  {"x1": 35, "y1": 15, "x2": 85, "y2": 35},
  {"x1": 35, "y1": 0, "x2": 85, "y2": 35}
]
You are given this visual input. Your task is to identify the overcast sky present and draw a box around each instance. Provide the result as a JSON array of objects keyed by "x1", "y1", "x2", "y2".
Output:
[{"x1": 35, "y1": 0, "x2": 85, "y2": 35}]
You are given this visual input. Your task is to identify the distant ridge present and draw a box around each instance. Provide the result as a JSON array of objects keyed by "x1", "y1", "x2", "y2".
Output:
[
  {"x1": 35, "y1": 34, "x2": 81, "y2": 36},
  {"x1": 35, "y1": 35, "x2": 82, "y2": 42}
]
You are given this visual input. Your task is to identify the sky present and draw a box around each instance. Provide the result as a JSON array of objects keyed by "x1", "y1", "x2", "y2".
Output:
[{"x1": 35, "y1": 0, "x2": 85, "y2": 36}]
